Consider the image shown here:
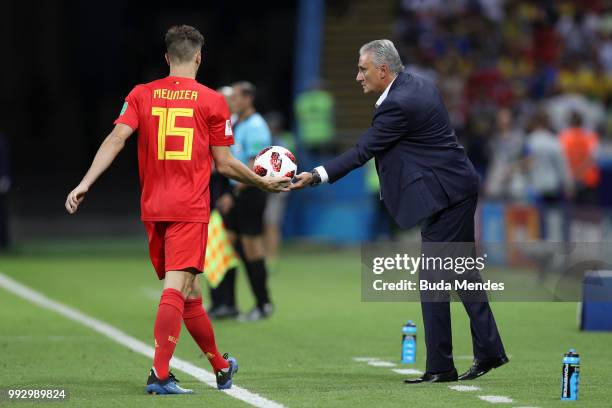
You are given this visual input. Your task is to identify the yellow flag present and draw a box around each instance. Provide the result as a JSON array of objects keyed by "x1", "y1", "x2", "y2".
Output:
[{"x1": 204, "y1": 210, "x2": 239, "y2": 288}]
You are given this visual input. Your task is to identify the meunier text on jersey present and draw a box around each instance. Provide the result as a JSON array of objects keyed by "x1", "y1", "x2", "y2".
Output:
[{"x1": 153, "y1": 88, "x2": 199, "y2": 101}]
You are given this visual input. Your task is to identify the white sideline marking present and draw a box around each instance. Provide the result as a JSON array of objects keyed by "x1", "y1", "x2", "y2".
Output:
[
  {"x1": 391, "y1": 368, "x2": 423, "y2": 375},
  {"x1": 0, "y1": 272, "x2": 285, "y2": 408},
  {"x1": 367, "y1": 361, "x2": 396, "y2": 367},
  {"x1": 352, "y1": 357, "x2": 379, "y2": 362},
  {"x1": 479, "y1": 395, "x2": 514, "y2": 403},
  {"x1": 449, "y1": 385, "x2": 481, "y2": 392}
]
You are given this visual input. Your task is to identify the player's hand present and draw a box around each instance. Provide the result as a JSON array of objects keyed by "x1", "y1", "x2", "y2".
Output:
[
  {"x1": 65, "y1": 184, "x2": 89, "y2": 214},
  {"x1": 289, "y1": 172, "x2": 313, "y2": 190},
  {"x1": 259, "y1": 176, "x2": 291, "y2": 193}
]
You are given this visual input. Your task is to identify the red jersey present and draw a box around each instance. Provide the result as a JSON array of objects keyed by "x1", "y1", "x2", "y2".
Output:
[{"x1": 114, "y1": 76, "x2": 234, "y2": 222}]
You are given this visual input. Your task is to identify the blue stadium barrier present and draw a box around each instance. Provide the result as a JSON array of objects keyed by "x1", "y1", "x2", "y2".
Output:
[
  {"x1": 581, "y1": 271, "x2": 612, "y2": 331},
  {"x1": 283, "y1": 165, "x2": 373, "y2": 243}
]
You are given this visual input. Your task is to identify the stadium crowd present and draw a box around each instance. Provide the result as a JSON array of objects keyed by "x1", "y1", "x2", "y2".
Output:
[{"x1": 394, "y1": 0, "x2": 612, "y2": 207}]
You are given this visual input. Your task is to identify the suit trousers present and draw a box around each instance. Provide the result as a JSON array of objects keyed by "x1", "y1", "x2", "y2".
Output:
[{"x1": 419, "y1": 194, "x2": 506, "y2": 373}]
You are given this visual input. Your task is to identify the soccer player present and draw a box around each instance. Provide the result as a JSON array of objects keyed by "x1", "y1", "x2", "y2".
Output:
[{"x1": 65, "y1": 25, "x2": 289, "y2": 394}]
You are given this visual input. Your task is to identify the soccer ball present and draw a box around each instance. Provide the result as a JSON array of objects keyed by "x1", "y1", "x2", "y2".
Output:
[{"x1": 253, "y1": 146, "x2": 298, "y2": 178}]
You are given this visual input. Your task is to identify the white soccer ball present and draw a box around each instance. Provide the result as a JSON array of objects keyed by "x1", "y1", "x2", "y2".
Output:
[{"x1": 253, "y1": 146, "x2": 298, "y2": 178}]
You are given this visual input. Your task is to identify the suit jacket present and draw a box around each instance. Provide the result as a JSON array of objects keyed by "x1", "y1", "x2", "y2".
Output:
[{"x1": 323, "y1": 71, "x2": 479, "y2": 229}]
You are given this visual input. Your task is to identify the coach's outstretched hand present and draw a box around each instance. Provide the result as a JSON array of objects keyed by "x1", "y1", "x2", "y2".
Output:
[
  {"x1": 65, "y1": 184, "x2": 89, "y2": 214},
  {"x1": 289, "y1": 172, "x2": 313, "y2": 190},
  {"x1": 259, "y1": 176, "x2": 292, "y2": 193}
]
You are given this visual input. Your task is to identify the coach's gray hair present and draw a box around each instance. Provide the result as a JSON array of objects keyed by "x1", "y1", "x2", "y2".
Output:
[{"x1": 359, "y1": 39, "x2": 404, "y2": 74}]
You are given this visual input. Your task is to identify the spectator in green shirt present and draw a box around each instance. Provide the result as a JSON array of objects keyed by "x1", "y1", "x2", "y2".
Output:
[{"x1": 295, "y1": 80, "x2": 335, "y2": 156}]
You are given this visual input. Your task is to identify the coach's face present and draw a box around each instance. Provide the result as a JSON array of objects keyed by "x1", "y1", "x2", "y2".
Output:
[{"x1": 356, "y1": 52, "x2": 386, "y2": 94}]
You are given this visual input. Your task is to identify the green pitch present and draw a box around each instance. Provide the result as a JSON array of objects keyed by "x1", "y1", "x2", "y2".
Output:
[{"x1": 1, "y1": 238, "x2": 611, "y2": 407}]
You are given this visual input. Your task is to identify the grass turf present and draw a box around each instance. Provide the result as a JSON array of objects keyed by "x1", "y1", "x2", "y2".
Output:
[{"x1": 0, "y1": 238, "x2": 611, "y2": 407}]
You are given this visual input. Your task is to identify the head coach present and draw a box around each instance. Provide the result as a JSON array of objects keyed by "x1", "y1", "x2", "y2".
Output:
[{"x1": 291, "y1": 39, "x2": 508, "y2": 383}]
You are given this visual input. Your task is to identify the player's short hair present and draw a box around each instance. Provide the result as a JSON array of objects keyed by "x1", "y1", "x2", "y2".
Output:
[
  {"x1": 233, "y1": 81, "x2": 256, "y2": 99},
  {"x1": 359, "y1": 39, "x2": 404, "y2": 74},
  {"x1": 165, "y1": 25, "x2": 205, "y2": 64}
]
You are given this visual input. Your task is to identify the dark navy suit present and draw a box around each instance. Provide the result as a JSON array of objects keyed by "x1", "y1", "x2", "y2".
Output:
[{"x1": 322, "y1": 71, "x2": 505, "y2": 373}]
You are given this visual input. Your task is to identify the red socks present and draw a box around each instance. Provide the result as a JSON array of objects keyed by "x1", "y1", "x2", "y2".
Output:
[
  {"x1": 153, "y1": 288, "x2": 185, "y2": 380},
  {"x1": 152, "y1": 291, "x2": 228, "y2": 379},
  {"x1": 183, "y1": 297, "x2": 229, "y2": 372}
]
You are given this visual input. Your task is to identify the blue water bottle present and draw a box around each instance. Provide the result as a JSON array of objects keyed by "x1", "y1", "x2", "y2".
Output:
[
  {"x1": 401, "y1": 321, "x2": 417, "y2": 364},
  {"x1": 560, "y1": 348, "x2": 580, "y2": 401}
]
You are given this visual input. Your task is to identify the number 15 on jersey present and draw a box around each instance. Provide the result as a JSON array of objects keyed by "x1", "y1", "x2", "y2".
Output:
[{"x1": 151, "y1": 107, "x2": 194, "y2": 160}]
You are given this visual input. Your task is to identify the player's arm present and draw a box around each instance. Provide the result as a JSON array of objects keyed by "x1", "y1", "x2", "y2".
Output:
[
  {"x1": 234, "y1": 157, "x2": 256, "y2": 191},
  {"x1": 65, "y1": 123, "x2": 134, "y2": 214},
  {"x1": 236, "y1": 125, "x2": 270, "y2": 190},
  {"x1": 211, "y1": 145, "x2": 290, "y2": 193}
]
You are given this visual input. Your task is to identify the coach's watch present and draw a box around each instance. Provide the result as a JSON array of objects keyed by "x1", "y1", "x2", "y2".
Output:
[{"x1": 310, "y1": 169, "x2": 321, "y2": 186}]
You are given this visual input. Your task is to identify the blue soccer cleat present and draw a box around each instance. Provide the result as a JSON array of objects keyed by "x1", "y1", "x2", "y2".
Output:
[
  {"x1": 146, "y1": 369, "x2": 194, "y2": 395},
  {"x1": 216, "y1": 353, "x2": 239, "y2": 390}
]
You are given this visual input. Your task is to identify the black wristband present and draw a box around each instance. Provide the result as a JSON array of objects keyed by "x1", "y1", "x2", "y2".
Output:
[{"x1": 310, "y1": 169, "x2": 321, "y2": 186}]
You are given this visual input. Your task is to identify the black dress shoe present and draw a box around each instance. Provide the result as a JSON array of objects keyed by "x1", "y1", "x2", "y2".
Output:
[
  {"x1": 458, "y1": 355, "x2": 509, "y2": 380},
  {"x1": 404, "y1": 369, "x2": 458, "y2": 384}
]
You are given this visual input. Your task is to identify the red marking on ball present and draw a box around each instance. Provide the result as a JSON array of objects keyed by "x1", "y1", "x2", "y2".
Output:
[
  {"x1": 256, "y1": 146, "x2": 272, "y2": 158},
  {"x1": 270, "y1": 152, "x2": 282, "y2": 172},
  {"x1": 285, "y1": 170, "x2": 295, "y2": 178},
  {"x1": 285, "y1": 151, "x2": 297, "y2": 164},
  {"x1": 253, "y1": 165, "x2": 268, "y2": 176}
]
